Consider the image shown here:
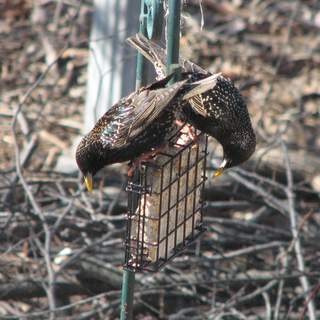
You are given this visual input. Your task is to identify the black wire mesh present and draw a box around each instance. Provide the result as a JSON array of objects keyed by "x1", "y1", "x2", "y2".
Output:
[{"x1": 124, "y1": 131, "x2": 208, "y2": 272}]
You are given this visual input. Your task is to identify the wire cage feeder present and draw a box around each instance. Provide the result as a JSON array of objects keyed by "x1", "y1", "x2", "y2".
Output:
[{"x1": 124, "y1": 130, "x2": 208, "y2": 272}]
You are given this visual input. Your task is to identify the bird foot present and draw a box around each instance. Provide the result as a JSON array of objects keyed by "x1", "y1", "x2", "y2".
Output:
[
  {"x1": 127, "y1": 145, "x2": 165, "y2": 177},
  {"x1": 175, "y1": 120, "x2": 198, "y2": 147}
]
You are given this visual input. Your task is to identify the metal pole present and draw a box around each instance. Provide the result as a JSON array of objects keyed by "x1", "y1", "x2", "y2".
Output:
[
  {"x1": 120, "y1": 269, "x2": 135, "y2": 320},
  {"x1": 136, "y1": 0, "x2": 148, "y2": 89},
  {"x1": 167, "y1": 0, "x2": 181, "y2": 80},
  {"x1": 120, "y1": 1, "x2": 148, "y2": 319},
  {"x1": 121, "y1": 1, "x2": 182, "y2": 318}
]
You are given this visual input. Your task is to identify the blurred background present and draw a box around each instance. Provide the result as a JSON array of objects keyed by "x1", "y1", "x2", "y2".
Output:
[{"x1": 1, "y1": 0, "x2": 320, "y2": 319}]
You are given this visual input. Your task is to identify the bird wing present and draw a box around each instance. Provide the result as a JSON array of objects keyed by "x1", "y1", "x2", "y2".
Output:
[
  {"x1": 123, "y1": 79, "x2": 188, "y2": 143},
  {"x1": 100, "y1": 79, "x2": 187, "y2": 149},
  {"x1": 98, "y1": 100, "x2": 135, "y2": 148},
  {"x1": 182, "y1": 74, "x2": 222, "y2": 118},
  {"x1": 187, "y1": 95, "x2": 207, "y2": 117}
]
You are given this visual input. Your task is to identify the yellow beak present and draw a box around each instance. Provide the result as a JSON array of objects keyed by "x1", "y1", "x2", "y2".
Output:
[
  {"x1": 213, "y1": 167, "x2": 224, "y2": 177},
  {"x1": 213, "y1": 159, "x2": 228, "y2": 178},
  {"x1": 84, "y1": 173, "x2": 93, "y2": 192}
]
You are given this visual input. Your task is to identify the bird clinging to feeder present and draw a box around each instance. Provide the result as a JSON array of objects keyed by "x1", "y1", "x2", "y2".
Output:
[
  {"x1": 127, "y1": 34, "x2": 256, "y2": 176},
  {"x1": 76, "y1": 74, "x2": 187, "y2": 192},
  {"x1": 76, "y1": 73, "x2": 219, "y2": 192},
  {"x1": 182, "y1": 72, "x2": 256, "y2": 176}
]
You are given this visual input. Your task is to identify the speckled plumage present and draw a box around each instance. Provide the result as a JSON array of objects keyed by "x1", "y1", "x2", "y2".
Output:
[
  {"x1": 181, "y1": 72, "x2": 256, "y2": 168},
  {"x1": 127, "y1": 34, "x2": 256, "y2": 170},
  {"x1": 76, "y1": 75, "x2": 187, "y2": 178}
]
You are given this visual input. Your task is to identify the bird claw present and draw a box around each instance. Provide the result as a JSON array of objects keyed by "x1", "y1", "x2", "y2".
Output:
[
  {"x1": 127, "y1": 165, "x2": 136, "y2": 177},
  {"x1": 127, "y1": 145, "x2": 165, "y2": 177},
  {"x1": 174, "y1": 121, "x2": 198, "y2": 147}
]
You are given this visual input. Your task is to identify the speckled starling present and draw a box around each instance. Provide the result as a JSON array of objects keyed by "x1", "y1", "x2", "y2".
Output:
[
  {"x1": 76, "y1": 74, "x2": 189, "y2": 191},
  {"x1": 75, "y1": 73, "x2": 217, "y2": 191},
  {"x1": 127, "y1": 34, "x2": 256, "y2": 176}
]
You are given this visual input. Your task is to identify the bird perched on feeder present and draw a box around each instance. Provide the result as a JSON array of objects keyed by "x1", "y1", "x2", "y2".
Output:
[
  {"x1": 127, "y1": 34, "x2": 256, "y2": 176},
  {"x1": 76, "y1": 74, "x2": 186, "y2": 192},
  {"x1": 76, "y1": 73, "x2": 219, "y2": 192}
]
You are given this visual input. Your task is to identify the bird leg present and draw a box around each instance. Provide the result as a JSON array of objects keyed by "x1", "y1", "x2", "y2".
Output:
[
  {"x1": 127, "y1": 145, "x2": 165, "y2": 177},
  {"x1": 175, "y1": 120, "x2": 198, "y2": 146}
]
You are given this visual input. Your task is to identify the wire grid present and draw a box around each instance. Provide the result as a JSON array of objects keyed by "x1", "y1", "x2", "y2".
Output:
[{"x1": 124, "y1": 132, "x2": 208, "y2": 272}]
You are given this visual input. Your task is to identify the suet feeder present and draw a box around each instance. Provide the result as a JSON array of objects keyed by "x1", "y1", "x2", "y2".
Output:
[{"x1": 125, "y1": 131, "x2": 208, "y2": 272}]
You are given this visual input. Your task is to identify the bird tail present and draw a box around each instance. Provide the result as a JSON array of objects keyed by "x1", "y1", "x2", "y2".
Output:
[
  {"x1": 126, "y1": 33, "x2": 167, "y2": 79},
  {"x1": 126, "y1": 33, "x2": 207, "y2": 78}
]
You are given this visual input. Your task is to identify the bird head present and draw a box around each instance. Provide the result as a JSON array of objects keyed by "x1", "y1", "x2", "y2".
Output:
[
  {"x1": 75, "y1": 137, "x2": 107, "y2": 192},
  {"x1": 214, "y1": 129, "x2": 256, "y2": 177}
]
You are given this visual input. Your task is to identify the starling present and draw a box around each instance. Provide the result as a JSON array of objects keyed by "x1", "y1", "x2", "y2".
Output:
[
  {"x1": 75, "y1": 73, "x2": 217, "y2": 191},
  {"x1": 76, "y1": 74, "x2": 189, "y2": 191},
  {"x1": 127, "y1": 34, "x2": 256, "y2": 176}
]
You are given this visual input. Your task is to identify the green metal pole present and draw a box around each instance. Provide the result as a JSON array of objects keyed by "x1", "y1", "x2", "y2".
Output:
[
  {"x1": 120, "y1": 269, "x2": 135, "y2": 319},
  {"x1": 136, "y1": 0, "x2": 148, "y2": 89},
  {"x1": 167, "y1": 0, "x2": 181, "y2": 80},
  {"x1": 121, "y1": 1, "x2": 182, "y2": 319},
  {"x1": 120, "y1": 1, "x2": 148, "y2": 320}
]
